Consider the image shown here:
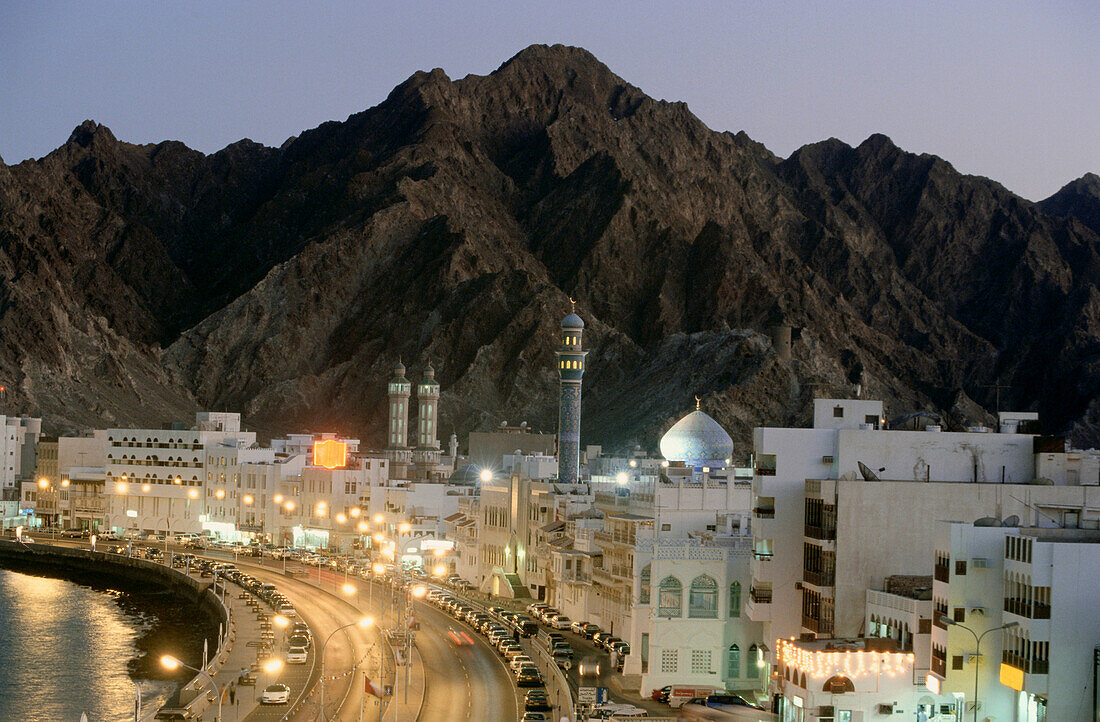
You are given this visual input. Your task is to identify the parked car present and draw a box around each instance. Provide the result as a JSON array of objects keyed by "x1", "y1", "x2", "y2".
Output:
[
  {"x1": 579, "y1": 623, "x2": 602, "y2": 639},
  {"x1": 260, "y1": 684, "x2": 290, "y2": 704},
  {"x1": 286, "y1": 647, "x2": 308, "y2": 664},
  {"x1": 549, "y1": 614, "x2": 572, "y2": 630}
]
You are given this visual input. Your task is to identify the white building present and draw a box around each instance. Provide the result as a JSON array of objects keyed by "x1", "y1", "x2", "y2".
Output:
[
  {"x1": 930, "y1": 522, "x2": 1100, "y2": 722},
  {"x1": 0, "y1": 415, "x2": 42, "y2": 499},
  {"x1": 102, "y1": 412, "x2": 256, "y2": 535}
]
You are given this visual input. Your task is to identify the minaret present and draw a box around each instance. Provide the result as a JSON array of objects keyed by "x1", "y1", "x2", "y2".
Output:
[
  {"x1": 448, "y1": 432, "x2": 459, "y2": 469},
  {"x1": 414, "y1": 362, "x2": 442, "y2": 477},
  {"x1": 556, "y1": 300, "x2": 587, "y2": 484},
  {"x1": 385, "y1": 360, "x2": 411, "y2": 479}
]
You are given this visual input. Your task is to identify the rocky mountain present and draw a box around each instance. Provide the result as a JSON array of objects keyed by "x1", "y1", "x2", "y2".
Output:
[{"x1": 2, "y1": 44, "x2": 1099, "y2": 453}]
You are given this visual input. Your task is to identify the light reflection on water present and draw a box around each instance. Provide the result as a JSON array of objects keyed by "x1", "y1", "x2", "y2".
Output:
[{"x1": 0, "y1": 568, "x2": 176, "y2": 721}]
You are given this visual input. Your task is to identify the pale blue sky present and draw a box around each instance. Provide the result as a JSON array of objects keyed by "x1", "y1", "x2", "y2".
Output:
[{"x1": 1, "y1": 1, "x2": 1097, "y2": 200}]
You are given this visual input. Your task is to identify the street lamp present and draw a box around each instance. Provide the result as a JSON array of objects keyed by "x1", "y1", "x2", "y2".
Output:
[
  {"x1": 161, "y1": 654, "x2": 221, "y2": 721},
  {"x1": 941, "y1": 617, "x2": 1019, "y2": 722},
  {"x1": 320, "y1": 617, "x2": 373, "y2": 718},
  {"x1": 479, "y1": 468, "x2": 493, "y2": 483}
]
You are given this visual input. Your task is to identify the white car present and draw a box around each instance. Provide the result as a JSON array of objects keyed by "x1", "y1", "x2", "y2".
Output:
[
  {"x1": 510, "y1": 655, "x2": 533, "y2": 672},
  {"x1": 549, "y1": 615, "x2": 572, "y2": 630},
  {"x1": 286, "y1": 646, "x2": 308, "y2": 664},
  {"x1": 260, "y1": 683, "x2": 290, "y2": 704}
]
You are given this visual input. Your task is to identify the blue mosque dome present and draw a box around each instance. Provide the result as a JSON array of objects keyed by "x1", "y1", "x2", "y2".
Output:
[
  {"x1": 562, "y1": 312, "x2": 584, "y2": 329},
  {"x1": 659, "y1": 408, "x2": 734, "y2": 470}
]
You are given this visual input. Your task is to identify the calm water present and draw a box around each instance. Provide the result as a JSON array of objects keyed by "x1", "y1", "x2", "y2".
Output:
[{"x1": 0, "y1": 564, "x2": 218, "y2": 722}]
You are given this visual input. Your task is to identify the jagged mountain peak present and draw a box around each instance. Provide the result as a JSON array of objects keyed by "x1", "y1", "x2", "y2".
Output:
[{"x1": 3, "y1": 46, "x2": 1100, "y2": 451}]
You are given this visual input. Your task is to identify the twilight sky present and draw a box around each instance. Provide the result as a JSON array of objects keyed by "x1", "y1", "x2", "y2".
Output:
[{"x1": 1, "y1": 1, "x2": 1097, "y2": 201}]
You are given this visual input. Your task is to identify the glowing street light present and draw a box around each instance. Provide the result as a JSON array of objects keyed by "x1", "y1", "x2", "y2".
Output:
[
  {"x1": 274, "y1": 494, "x2": 283, "y2": 504},
  {"x1": 616, "y1": 472, "x2": 628, "y2": 484},
  {"x1": 357, "y1": 521, "x2": 368, "y2": 533},
  {"x1": 262, "y1": 659, "x2": 283, "y2": 673},
  {"x1": 316, "y1": 505, "x2": 326, "y2": 517},
  {"x1": 336, "y1": 512, "x2": 347, "y2": 524},
  {"x1": 373, "y1": 514, "x2": 384, "y2": 524},
  {"x1": 116, "y1": 482, "x2": 128, "y2": 494},
  {"x1": 188, "y1": 488, "x2": 199, "y2": 500},
  {"x1": 243, "y1": 495, "x2": 254, "y2": 505},
  {"x1": 433, "y1": 564, "x2": 447, "y2": 577},
  {"x1": 173, "y1": 476, "x2": 182, "y2": 485},
  {"x1": 398, "y1": 522, "x2": 411, "y2": 534},
  {"x1": 432, "y1": 547, "x2": 446, "y2": 557},
  {"x1": 373, "y1": 533, "x2": 384, "y2": 544},
  {"x1": 411, "y1": 584, "x2": 427, "y2": 599},
  {"x1": 284, "y1": 501, "x2": 296, "y2": 512},
  {"x1": 479, "y1": 468, "x2": 493, "y2": 483},
  {"x1": 350, "y1": 507, "x2": 361, "y2": 517},
  {"x1": 142, "y1": 484, "x2": 151, "y2": 493},
  {"x1": 215, "y1": 489, "x2": 225, "y2": 500},
  {"x1": 273, "y1": 615, "x2": 290, "y2": 627},
  {"x1": 372, "y1": 563, "x2": 386, "y2": 575},
  {"x1": 342, "y1": 583, "x2": 357, "y2": 596},
  {"x1": 161, "y1": 655, "x2": 221, "y2": 721},
  {"x1": 37, "y1": 477, "x2": 49, "y2": 489}
]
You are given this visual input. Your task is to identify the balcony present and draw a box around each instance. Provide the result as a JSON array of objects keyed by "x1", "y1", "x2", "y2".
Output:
[
  {"x1": 753, "y1": 507, "x2": 775, "y2": 519},
  {"x1": 934, "y1": 563, "x2": 950, "y2": 583},
  {"x1": 804, "y1": 524, "x2": 836, "y2": 541},
  {"x1": 754, "y1": 467, "x2": 776, "y2": 477},
  {"x1": 750, "y1": 587, "x2": 772, "y2": 604},
  {"x1": 753, "y1": 551, "x2": 773, "y2": 562},
  {"x1": 1002, "y1": 651, "x2": 1049, "y2": 675},
  {"x1": 1004, "y1": 598, "x2": 1052, "y2": 620},
  {"x1": 803, "y1": 569, "x2": 835, "y2": 587},
  {"x1": 933, "y1": 611, "x2": 948, "y2": 630},
  {"x1": 931, "y1": 655, "x2": 947, "y2": 678},
  {"x1": 72, "y1": 498, "x2": 105, "y2": 513},
  {"x1": 801, "y1": 614, "x2": 833, "y2": 635}
]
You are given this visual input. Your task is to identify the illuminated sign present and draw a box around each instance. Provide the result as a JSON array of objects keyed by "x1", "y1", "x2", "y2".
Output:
[
  {"x1": 421, "y1": 539, "x2": 455, "y2": 551},
  {"x1": 314, "y1": 440, "x2": 348, "y2": 470},
  {"x1": 925, "y1": 673, "x2": 941, "y2": 695},
  {"x1": 777, "y1": 639, "x2": 915, "y2": 680},
  {"x1": 126, "y1": 510, "x2": 138, "y2": 518},
  {"x1": 999, "y1": 662, "x2": 1024, "y2": 691}
]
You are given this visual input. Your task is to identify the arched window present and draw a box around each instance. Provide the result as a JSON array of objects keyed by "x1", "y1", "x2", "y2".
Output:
[
  {"x1": 639, "y1": 564, "x2": 651, "y2": 604},
  {"x1": 729, "y1": 581, "x2": 741, "y2": 618},
  {"x1": 689, "y1": 575, "x2": 718, "y2": 618},
  {"x1": 658, "y1": 576, "x2": 682, "y2": 617},
  {"x1": 747, "y1": 644, "x2": 761, "y2": 679},
  {"x1": 727, "y1": 644, "x2": 740, "y2": 679}
]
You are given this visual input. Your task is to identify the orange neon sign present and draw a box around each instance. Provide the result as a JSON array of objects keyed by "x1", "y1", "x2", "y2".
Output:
[{"x1": 314, "y1": 440, "x2": 348, "y2": 469}]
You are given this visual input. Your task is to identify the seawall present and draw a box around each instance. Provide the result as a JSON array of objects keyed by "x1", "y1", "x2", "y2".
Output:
[{"x1": 0, "y1": 540, "x2": 230, "y2": 713}]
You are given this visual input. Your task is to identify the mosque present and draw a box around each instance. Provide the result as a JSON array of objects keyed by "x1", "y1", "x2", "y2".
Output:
[{"x1": 382, "y1": 302, "x2": 735, "y2": 484}]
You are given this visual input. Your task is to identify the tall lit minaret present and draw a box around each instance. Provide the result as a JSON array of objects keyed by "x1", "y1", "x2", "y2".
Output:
[
  {"x1": 414, "y1": 362, "x2": 442, "y2": 476},
  {"x1": 385, "y1": 360, "x2": 411, "y2": 478},
  {"x1": 556, "y1": 300, "x2": 587, "y2": 484}
]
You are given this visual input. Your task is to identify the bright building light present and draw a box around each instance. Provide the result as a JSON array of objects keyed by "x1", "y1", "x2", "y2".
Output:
[
  {"x1": 616, "y1": 472, "x2": 627, "y2": 484},
  {"x1": 263, "y1": 659, "x2": 283, "y2": 673},
  {"x1": 142, "y1": 484, "x2": 151, "y2": 493},
  {"x1": 116, "y1": 482, "x2": 128, "y2": 494},
  {"x1": 350, "y1": 507, "x2": 361, "y2": 517},
  {"x1": 160, "y1": 655, "x2": 181, "y2": 670},
  {"x1": 411, "y1": 585, "x2": 427, "y2": 598},
  {"x1": 215, "y1": 489, "x2": 225, "y2": 499},
  {"x1": 188, "y1": 489, "x2": 199, "y2": 499},
  {"x1": 273, "y1": 615, "x2": 289, "y2": 627},
  {"x1": 398, "y1": 522, "x2": 411, "y2": 534},
  {"x1": 274, "y1": 494, "x2": 283, "y2": 504},
  {"x1": 433, "y1": 564, "x2": 447, "y2": 577},
  {"x1": 336, "y1": 513, "x2": 347, "y2": 524},
  {"x1": 37, "y1": 477, "x2": 48, "y2": 489},
  {"x1": 343, "y1": 583, "x2": 357, "y2": 595},
  {"x1": 479, "y1": 468, "x2": 493, "y2": 483},
  {"x1": 357, "y1": 522, "x2": 368, "y2": 533},
  {"x1": 358, "y1": 616, "x2": 374, "y2": 628},
  {"x1": 243, "y1": 495, "x2": 253, "y2": 505},
  {"x1": 373, "y1": 514, "x2": 383, "y2": 524}
]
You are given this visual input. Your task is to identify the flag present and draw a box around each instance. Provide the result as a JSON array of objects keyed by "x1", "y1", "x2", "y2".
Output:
[{"x1": 364, "y1": 676, "x2": 383, "y2": 697}]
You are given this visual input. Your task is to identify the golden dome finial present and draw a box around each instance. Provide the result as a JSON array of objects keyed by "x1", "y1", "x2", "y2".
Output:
[
  {"x1": 568, "y1": 297, "x2": 576, "y2": 313},
  {"x1": 695, "y1": 395, "x2": 701, "y2": 411}
]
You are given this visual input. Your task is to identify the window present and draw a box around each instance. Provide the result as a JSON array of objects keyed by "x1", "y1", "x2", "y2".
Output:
[
  {"x1": 833, "y1": 406, "x2": 844, "y2": 418},
  {"x1": 658, "y1": 576, "x2": 682, "y2": 617},
  {"x1": 955, "y1": 560, "x2": 967, "y2": 576},
  {"x1": 660, "y1": 649, "x2": 678, "y2": 673},
  {"x1": 729, "y1": 581, "x2": 741, "y2": 617},
  {"x1": 747, "y1": 644, "x2": 761, "y2": 679},
  {"x1": 691, "y1": 649, "x2": 712, "y2": 674},
  {"x1": 727, "y1": 644, "x2": 740, "y2": 679},
  {"x1": 952, "y1": 655, "x2": 964, "y2": 671},
  {"x1": 953, "y1": 607, "x2": 966, "y2": 623},
  {"x1": 689, "y1": 575, "x2": 718, "y2": 618},
  {"x1": 639, "y1": 564, "x2": 651, "y2": 604}
]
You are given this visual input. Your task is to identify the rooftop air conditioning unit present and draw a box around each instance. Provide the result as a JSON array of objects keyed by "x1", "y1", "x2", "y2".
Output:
[
  {"x1": 878, "y1": 703, "x2": 895, "y2": 714},
  {"x1": 971, "y1": 557, "x2": 990, "y2": 569},
  {"x1": 822, "y1": 456, "x2": 835, "y2": 464}
]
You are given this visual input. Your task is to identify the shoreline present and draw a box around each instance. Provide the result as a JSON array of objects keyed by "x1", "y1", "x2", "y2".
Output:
[{"x1": 0, "y1": 557, "x2": 221, "y2": 714}]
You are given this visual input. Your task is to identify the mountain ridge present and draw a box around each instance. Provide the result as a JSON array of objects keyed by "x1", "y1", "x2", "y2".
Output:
[{"x1": 2, "y1": 43, "x2": 1099, "y2": 452}]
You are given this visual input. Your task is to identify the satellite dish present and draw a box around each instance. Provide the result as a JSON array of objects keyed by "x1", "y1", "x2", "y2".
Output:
[
  {"x1": 974, "y1": 516, "x2": 1001, "y2": 527},
  {"x1": 840, "y1": 471, "x2": 857, "y2": 481},
  {"x1": 857, "y1": 462, "x2": 880, "y2": 481},
  {"x1": 1003, "y1": 515, "x2": 1020, "y2": 527}
]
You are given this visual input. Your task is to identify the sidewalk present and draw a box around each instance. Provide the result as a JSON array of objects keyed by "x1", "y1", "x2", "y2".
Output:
[{"x1": 178, "y1": 569, "x2": 276, "y2": 721}]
